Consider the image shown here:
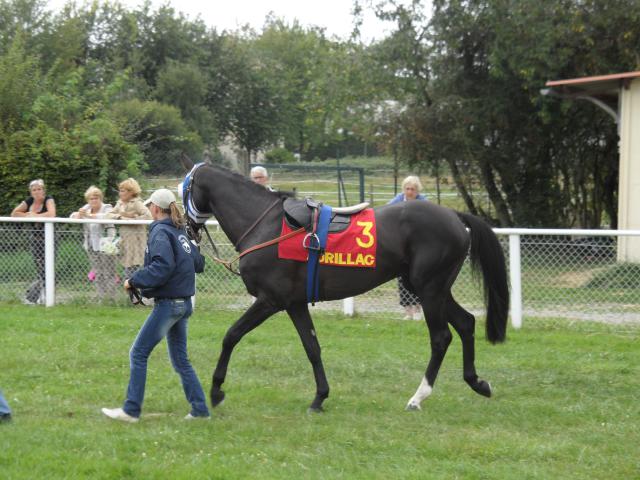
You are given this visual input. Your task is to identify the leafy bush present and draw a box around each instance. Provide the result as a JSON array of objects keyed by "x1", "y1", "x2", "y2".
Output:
[
  {"x1": 0, "y1": 116, "x2": 143, "y2": 216},
  {"x1": 586, "y1": 263, "x2": 640, "y2": 288},
  {"x1": 0, "y1": 52, "x2": 146, "y2": 215},
  {"x1": 265, "y1": 147, "x2": 296, "y2": 164}
]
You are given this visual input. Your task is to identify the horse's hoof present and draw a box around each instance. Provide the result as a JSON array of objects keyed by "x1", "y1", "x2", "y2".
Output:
[
  {"x1": 307, "y1": 406, "x2": 324, "y2": 414},
  {"x1": 474, "y1": 380, "x2": 492, "y2": 398},
  {"x1": 211, "y1": 390, "x2": 226, "y2": 408},
  {"x1": 405, "y1": 403, "x2": 421, "y2": 411}
]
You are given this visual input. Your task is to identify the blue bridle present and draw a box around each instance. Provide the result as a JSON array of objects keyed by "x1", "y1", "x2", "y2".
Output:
[{"x1": 179, "y1": 162, "x2": 211, "y2": 225}]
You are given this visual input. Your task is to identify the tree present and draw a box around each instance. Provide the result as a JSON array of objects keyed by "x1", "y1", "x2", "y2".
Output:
[
  {"x1": 226, "y1": 65, "x2": 283, "y2": 174},
  {"x1": 370, "y1": 0, "x2": 640, "y2": 227},
  {"x1": 110, "y1": 98, "x2": 201, "y2": 174},
  {"x1": 0, "y1": 0, "x2": 51, "y2": 56},
  {"x1": 154, "y1": 60, "x2": 217, "y2": 147},
  {"x1": 131, "y1": 3, "x2": 211, "y2": 88},
  {"x1": 0, "y1": 33, "x2": 40, "y2": 130},
  {"x1": 0, "y1": 64, "x2": 143, "y2": 214},
  {"x1": 253, "y1": 17, "x2": 329, "y2": 156},
  {"x1": 214, "y1": 34, "x2": 283, "y2": 174}
]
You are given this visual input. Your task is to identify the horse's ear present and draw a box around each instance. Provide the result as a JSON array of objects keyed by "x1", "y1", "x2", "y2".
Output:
[{"x1": 180, "y1": 152, "x2": 194, "y2": 171}]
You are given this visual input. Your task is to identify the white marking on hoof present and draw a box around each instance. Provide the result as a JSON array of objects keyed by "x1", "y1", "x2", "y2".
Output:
[{"x1": 406, "y1": 376, "x2": 432, "y2": 411}]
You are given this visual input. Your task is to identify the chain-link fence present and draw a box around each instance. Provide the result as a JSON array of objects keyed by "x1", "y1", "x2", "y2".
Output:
[
  {"x1": 498, "y1": 229, "x2": 640, "y2": 324},
  {"x1": 1, "y1": 218, "x2": 639, "y2": 324}
]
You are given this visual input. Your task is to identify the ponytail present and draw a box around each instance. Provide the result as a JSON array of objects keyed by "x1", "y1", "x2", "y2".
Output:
[{"x1": 162, "y1": 202, "x2": 185, "y2": 229}]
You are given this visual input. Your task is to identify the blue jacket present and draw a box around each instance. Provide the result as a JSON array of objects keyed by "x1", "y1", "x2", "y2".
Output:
[
  {"x1": 129, "y1": 218, "x2": 204, "y2": 299},
  {"x1": 388, "y1": 192, "x2": 427, "y2": 205}
]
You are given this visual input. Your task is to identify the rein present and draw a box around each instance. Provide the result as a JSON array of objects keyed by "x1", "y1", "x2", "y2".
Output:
[
  {"x1": 234, "y1": 198, "x2": 281, "y2": 251},
  {"x1": 203, "y1": 224, "x2": 305, "y2": 275},
  {"x1": 199, "y1": 198, "x2": 303, "y2": 276},
  {"x1": 128, "y1": 286, "x2": 146, "y2": 306}
]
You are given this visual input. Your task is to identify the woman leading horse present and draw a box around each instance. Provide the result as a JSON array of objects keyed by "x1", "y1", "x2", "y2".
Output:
[{"x1": 182, "y1": 159, "x2": 509, "y2": 412}]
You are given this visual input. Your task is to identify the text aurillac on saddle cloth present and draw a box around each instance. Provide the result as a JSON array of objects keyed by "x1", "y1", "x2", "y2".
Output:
[{"x1": 278, "y1": 209, "x2": 377, "y2": 267}]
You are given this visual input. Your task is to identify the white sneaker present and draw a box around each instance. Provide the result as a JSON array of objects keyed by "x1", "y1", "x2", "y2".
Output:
[
  {"x1": 184, "y1": 413, "x2": 211, "y2": 420},
  {"x1": 101, "y1": 407, "x2": 139, "y2": 423}
]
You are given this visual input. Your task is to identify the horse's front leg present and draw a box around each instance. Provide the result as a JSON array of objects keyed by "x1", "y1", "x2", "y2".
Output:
[
  {"x1": 210, "y1": 298, "x2": 280, "y2": 408},
  {"x1": 286, "y1": 302, "x2": 330, "y2": 413}
]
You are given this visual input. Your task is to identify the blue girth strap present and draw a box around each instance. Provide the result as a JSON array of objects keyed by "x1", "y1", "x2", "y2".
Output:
[{"x1": 305, "y1": 205, "x2": 332, "y2": 304}]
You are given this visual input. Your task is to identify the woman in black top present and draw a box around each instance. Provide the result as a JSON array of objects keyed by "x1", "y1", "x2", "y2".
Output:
[{"x1": 11, "y1": 179, "x2": 56, "y2": 304}]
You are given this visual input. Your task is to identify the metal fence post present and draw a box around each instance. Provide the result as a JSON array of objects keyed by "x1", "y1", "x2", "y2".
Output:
[
  {"x1": 192, "y1": 273, "x2": 197, "y2": 310},
  {"x1": 44, "y1": 221, "x2": 55, "y2": 307},
  {"x1": 508, "y1": 233, "x2": 522, "y2": 328}
]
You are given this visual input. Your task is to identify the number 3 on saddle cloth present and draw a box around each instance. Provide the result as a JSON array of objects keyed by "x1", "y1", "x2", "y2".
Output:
[{"x1": 278, "y1": 208, "x2": 377, "y2": 268}]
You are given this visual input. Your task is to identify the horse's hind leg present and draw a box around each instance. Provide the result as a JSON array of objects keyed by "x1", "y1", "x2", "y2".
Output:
[
  {"x1": 446, "y1": 295, "x2": 492, "y2": 397},
  {"x1": 406, "y1": 295, "x2": 452, "y2": 410},
  {"x1": 286, "y1": 302, "x2": 329, "y2": 413},
  {"x1": 210, "y1": 298, "x2": 280, "y2": 408}
]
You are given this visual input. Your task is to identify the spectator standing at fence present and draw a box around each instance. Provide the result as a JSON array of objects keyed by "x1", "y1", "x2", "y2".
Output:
[
  {"x1": 11, "y1": 179, "x2": 56, "y2": 305},
  {"x1": 250, "y1": 166, "x2": 275, "y2": 191},
  {"x1": 0, "y1": 389, "x2": 11, "y2": 422},
  {"x1": 388, "y1": 175, "x2": 428, "y2": 320},
  {"x1": 102, "y1": 188, "x2": 209, "y2": 422},
  {"x1": 105, "y1": 178, "x2": 152, "y2": 279},
  {"x1": 70, "y1": 186, "x2": 118, "y2": 301}
]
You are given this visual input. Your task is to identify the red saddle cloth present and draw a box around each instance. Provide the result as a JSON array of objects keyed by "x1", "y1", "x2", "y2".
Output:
[{"x1": 278, "y1": 209, "x2": 377, "y2": 267}]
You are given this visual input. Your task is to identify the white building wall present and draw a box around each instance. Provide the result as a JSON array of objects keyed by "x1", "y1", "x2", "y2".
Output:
[{"x1": 617, "y1": 78, "x2": 640, "y2": 262}]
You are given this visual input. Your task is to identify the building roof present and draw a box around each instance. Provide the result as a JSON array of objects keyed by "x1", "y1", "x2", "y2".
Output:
[
  {"x1": 545, "y1": 71, "x2": 640, "y2": 95},
  {"x1": 542, "y1": 72, "x2": 640, "y2": 122}
]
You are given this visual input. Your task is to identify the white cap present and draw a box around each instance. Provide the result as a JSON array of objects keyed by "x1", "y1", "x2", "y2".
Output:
[{"x1": 144, "y1": 188, "x2": 176, "y2": 209}]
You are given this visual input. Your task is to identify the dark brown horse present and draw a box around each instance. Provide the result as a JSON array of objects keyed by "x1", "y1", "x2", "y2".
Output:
[{"x1": 182, "y1": 160, "x2": 509, "y2": 412}]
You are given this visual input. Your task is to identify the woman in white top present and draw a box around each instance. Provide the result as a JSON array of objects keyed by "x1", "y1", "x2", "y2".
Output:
[{"x1": 71, "y1": 186, "x2": 117, "y2": 301}]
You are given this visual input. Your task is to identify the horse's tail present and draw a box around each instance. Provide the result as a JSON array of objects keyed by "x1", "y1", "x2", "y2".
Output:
[{"x1": 456, "y1": 212, "x2": 509, "y2": 344}]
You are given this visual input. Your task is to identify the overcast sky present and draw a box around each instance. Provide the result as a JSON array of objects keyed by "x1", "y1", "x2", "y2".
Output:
[{"x1": 46, "y1": 0, "x2": 403, "y2": 42}]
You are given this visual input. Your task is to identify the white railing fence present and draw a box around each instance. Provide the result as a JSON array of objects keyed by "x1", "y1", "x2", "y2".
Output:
[{"x1": 1, "y1": 217, "x2": 639, "y2": 325}]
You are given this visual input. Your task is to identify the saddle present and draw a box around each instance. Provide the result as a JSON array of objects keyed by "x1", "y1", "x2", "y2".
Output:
[{"x1": 283, "y1": 197, "x2": 370, "y2": 233}]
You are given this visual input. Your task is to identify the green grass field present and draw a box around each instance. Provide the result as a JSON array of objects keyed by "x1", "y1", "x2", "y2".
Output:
[{"x1": 1, "y1": 306, "x2": 639, "y2": 479}]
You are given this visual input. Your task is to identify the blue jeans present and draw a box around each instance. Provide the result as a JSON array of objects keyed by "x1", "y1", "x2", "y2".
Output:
[
  {"x1": 123, "y1": 298, "x2": 209, "y2": 418},
  {"x1": 0, "y1": 389, "x2": 11, "y2": 415}
]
